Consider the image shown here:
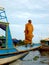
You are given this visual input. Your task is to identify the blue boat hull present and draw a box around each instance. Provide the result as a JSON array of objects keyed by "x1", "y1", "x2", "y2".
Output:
[
  {"x1": 0, "y1": 52, "x2": 28, "y2": 64},
  {"x1": 0, "y1": 47, "x2": 29, "y2": 64}
]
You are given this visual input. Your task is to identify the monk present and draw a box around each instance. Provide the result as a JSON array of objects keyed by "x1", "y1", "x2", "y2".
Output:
[{"x1": 24, "y1": 20, "x2": 34, "y2": 47}]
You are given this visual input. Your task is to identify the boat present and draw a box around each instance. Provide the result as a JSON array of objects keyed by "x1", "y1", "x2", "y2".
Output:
[
  {"x1": 0, "y1": 7, "x2": 28, "y2": 64},
  {"x1": 39, "y1": 38, "x2": 49, "y2": 53},
  {"x1": 0, "y1": 7, "x2": 42, "y2": 64},
  {"x1": 15, "y1": 43, "x2": 41, "y2": 52}
]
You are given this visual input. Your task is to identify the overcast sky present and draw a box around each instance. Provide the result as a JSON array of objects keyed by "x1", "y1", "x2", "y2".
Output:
[
  {"x1": 0, "y1": 0, "x2": 49, "y2": 42},
  {"x1": 0, "y1": 0, "x2": 49, "y2": 24}
]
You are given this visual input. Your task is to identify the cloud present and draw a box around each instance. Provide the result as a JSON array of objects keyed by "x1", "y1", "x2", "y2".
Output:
[
  {"x1": 0, "y1": 0, "x2": 49, "y2": 42},
  {"x1": 0, "y1": 0, "x2": 49, "y2": 24},
  {"x1": 0, "y1": 0, "x2": 49, "y2": 10},
  {"x1": 15, "y1": 12, "x2": 49, "y2": 19}
]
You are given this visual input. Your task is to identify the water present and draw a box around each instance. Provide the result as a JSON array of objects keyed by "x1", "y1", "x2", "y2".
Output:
[{"x1": 9, "y1": 51, "x2": 49, "y2": 65}]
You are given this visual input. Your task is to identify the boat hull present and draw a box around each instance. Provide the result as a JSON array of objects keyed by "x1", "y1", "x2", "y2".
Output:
[
  {"x1": 0, "y1": 52, "x2": 28, "y2": 64},
  {"x1": 39, "y1": 46, "x2": 49, "y2": 51},
  {"x1": 38, "y1": 46, "x2": 49, "y2": 56},
  {"x1": 16, "y1": 44, "x2": 41, "y2": 52}
]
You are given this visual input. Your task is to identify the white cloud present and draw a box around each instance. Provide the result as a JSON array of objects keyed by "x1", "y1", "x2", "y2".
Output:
[
  {"x1": 0, "y1": 0, "x2": 49, "y2": 42},
  {"x1": 0, "y1": 0, "x2": 49, "y2": 24},
  {"x1": 15, "y1": 12, "x2": 49, "y2": 19}
]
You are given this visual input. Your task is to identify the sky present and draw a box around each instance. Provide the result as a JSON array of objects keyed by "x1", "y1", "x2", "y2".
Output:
[
  {"x1": 0, "y1": 0, "x2": 49, "y2": 43},
  {"x1": 0, "y1": 0, "x2": 49, "y2": 24}
]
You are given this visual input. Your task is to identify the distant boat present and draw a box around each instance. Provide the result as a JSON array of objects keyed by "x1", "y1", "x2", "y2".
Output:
[{"x1": 38, "y1": 38, "x2": 49, "y2": 54}]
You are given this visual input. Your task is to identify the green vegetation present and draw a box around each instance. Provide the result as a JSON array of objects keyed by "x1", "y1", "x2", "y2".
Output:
[
  {"x1": 0, "y1": 36, "x2": 5, "y2": 39},
  {"x1": 0, "y1": 36, "x2": 6, "y2": 48},
  {"x1": 40, "y1": 40, "x2": 46, "y2": 42},
  {"x1": 40, "y1": 60, "x2": 49, "y2": 64},
  {"x1": 18, "y1": 40, "x2": 25, "y2": 45},
  {"x1": 40, "y1": 61, "x2": 45, "y2": 63},
  {"x1": 13, "y1": 40, "x2": 25, "y2": 46},
  {"x1": 33, "y1": 56, "x2": 39, "y2": 61}
]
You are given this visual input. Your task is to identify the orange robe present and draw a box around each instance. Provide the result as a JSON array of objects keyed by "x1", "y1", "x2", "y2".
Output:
[{"x1": 24, "y1": 23, "x2": 34, "y2": 44}]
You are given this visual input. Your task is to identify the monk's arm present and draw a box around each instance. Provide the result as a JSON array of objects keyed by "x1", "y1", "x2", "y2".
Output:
[
  {"x1": 24, "y1": 24, "x2": 27, "y2": 33},
  {"x1": 32, "y1": 25, "x2": 34, "y2": 32}
]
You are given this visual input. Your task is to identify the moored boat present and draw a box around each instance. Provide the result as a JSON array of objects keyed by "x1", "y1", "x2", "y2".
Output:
[
  {"x1": 0, "y1": 7, "x2": 28, "y2": 64},
  {"x1": 39, "y1": 38, "x2": 49, "y2": 50},
  {"x1": 0, "y1": 52, "x2": 28, "y2": 64}
]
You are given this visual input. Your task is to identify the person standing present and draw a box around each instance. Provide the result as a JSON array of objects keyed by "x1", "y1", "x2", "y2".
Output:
[{"x1": 24, "y1": 19, "x2": 34, "y2": 47}]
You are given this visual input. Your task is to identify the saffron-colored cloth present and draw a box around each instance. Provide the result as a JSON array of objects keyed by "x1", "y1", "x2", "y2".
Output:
[{"x1": 24, "y1": 23, "x2": 34, "y2": 44}]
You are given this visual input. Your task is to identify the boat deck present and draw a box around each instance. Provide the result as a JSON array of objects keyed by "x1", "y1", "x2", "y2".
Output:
[{"x1": 16, "y1": 43, "x2": 41, "y2": 52}]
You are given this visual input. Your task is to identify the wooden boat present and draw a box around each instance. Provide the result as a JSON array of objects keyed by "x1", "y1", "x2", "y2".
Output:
[
  {"x1": 0, "y1": 52, "x2": 28, "y2": 65},
  {"x1": 15, "y1": 43, "x2": 41, "y2": 52},
  {"x1": 12, "y1": 38, "x2": 41, "y2": 52},
  {"x1": 0, "y1": 7, "x2": 28, "y2": 65},
  {"x1": 39, "y1": 38, "x2": 49, "y2": 51},
  {"x1": 0, "y1": 7, "x2": 42, "y2": 64}
]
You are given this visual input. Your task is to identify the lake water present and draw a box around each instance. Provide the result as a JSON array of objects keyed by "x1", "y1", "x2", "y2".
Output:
[{"x1": 9, "y1": 51, "x2": 49, "y2": 65}]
